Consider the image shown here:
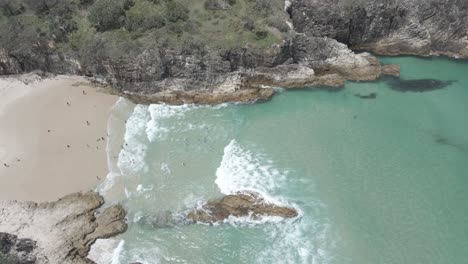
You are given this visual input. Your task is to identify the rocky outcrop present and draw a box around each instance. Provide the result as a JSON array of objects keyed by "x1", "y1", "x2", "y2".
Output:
[
  {"x1": 0, "y1": 233, "x2": 36, "y2": 264},
  {"x1": 110, "y1": 35, "x2": 381, "y2": 104},
  {"x1": 186, "y1": 191, "x2": 298, "y2": 224},
  {"x1": 0, "y1": 49, "x2": 22, "y2": 75},
  {"x1": 0, "y1": 192, "x2": 127, "y2": 264},
  {"x1": 290, "y1": 0, "x2": 468, "y2": 59}
]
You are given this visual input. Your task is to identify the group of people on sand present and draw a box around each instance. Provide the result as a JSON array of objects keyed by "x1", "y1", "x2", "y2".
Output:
[{"x1": 2, "y1": 90, "x2": 105, "y2": 170}]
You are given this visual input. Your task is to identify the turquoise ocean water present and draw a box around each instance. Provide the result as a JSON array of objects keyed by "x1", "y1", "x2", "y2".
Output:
[{"x1": 97, "y1": 56, "x2": 468, "y2": 264}]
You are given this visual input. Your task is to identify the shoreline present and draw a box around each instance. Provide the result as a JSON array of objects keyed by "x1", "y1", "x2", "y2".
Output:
[{"x1": 0, "y1": 74, "x2": 118, "y2": 202}]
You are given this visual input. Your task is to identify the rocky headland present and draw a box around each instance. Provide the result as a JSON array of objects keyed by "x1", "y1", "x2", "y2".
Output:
[{"x1": 0, "y1": 192, "x2": 127, "y2": 264}]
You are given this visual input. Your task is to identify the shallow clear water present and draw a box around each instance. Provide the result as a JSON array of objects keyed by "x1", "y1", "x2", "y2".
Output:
[{"x1": 100, "y1": 56, "x2": 468, "y2": 264}]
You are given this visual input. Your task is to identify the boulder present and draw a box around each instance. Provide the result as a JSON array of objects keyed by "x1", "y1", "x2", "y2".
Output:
[{"x1": 186, "y1": 191, "x2": 298, "y2": 224}]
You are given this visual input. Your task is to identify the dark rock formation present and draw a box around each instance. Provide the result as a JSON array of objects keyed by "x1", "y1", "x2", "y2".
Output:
[
  {"x1": 354, "y1": 93, "x2": 377, "y2": 99},
  {"x1": 0, "y1": 233, "x2": 36, "y2": 264},
  {"x1": 290, "y1": 0, "x2": 468, "y2": 59},
  {"x1": 384, "y1": 76, "x2": 456, "y2": 92},
  {"x1": 0, "y1": 192, "x2": 127, "y2": 264},
  {"x1": 433, "y1": 134, "x2": 466, "y2": 152},
  {"x1": 186, "y1": 191, "x2": 298, "y2": 224}
]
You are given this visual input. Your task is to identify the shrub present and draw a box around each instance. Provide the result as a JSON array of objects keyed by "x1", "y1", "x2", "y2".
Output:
[
  {"x1": 204, "y1": 0, "x2": 233, "y2": 10},
  {"x1": 181, "y1": 36, "x2": 206, "y2": 55},
  {"x1": 125, "y1": 1, "x2": 165, "y2": 32},
  {"x1": 167, "y1": 22, "x2": 183, "y2": 35},
  {"x1": 0, "y1": 15, "x2": 50, "y2": 67},
  {"x1": 266, "y1": 18, "x2": 290, "y2": 33},
  {"x1": 0, "y1": 0, "x2": 26, "y2": 16},
  {"x1": 243, "y1": 17, "x2": 255, "y2": 31},
  {"x1": 51, "y1": 0, "x2": 80, "y2": 17},
  {"x1": 254, "y1": 0, "x2": 272, "y2": 14},
  {"x1": 165, "y1": 1, "x2": 189, "y2": 23},
  {"x1": 88, "y1": 0, "x2": 126, "y2": 31},
  {"x1": 255, "y1": 30, "x2": 268, "y2": 40},
  {"x1": 48, "y1": 16, "x2": 78, "y2": 42},
  {"x1": 69, "y1": 16, "x2": 95, "y2": 50}
]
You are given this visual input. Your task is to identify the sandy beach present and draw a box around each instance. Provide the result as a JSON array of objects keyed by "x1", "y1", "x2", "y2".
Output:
[{"x1": 0, "y1": 75, "x2": 118, "y2": 202}]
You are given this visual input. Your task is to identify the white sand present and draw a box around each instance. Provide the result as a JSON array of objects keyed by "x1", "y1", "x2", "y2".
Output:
[{"x1": 0, "y1": 75, "x2": 118, "y2": 202}]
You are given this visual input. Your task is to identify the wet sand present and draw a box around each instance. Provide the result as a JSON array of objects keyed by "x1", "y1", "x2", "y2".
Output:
[{"x1": 0, "y1": 75, "x2": 118, "y2": 202}]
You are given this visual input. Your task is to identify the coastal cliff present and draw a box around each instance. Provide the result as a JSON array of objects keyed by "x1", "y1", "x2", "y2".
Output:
[
  {"x1": 290, "y1": 0, "x2": 468, "y2": 58},
  {"x1": 1, "y1": 0, "x2": 465, "y2": 104},
  {"x1": 0, "y1": 192, "x2": 127, "y2": 264}
]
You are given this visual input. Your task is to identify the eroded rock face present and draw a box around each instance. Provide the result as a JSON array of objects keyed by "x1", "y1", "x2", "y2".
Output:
[
  {"x1": 0, "y1": 192, "x2": 127, "y2": 264},
  {"x1": 0, "y1": 49, "x2": 22, "y2": 75},
  {"x1": 291, "y1": 0, "x2": 468, "y2": 58},
  {"x1": 112, "y1": 35, "x2": 381, "y2": 105},
  {"x1": 186, "y1": 192, "x2": 298, "y2": 224}
]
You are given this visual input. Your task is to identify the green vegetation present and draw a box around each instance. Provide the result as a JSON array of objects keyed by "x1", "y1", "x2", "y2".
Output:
[
  {"x1": 88, "y1": 0, "x2": 128, "y2": 32},
  {"x1": 0, "y1": 0, "x2": 290, "y2": 64}
]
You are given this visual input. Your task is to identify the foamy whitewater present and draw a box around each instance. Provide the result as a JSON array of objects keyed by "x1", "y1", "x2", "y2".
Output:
[{"x1": 93, "y1": 56, "x2": 468, "y2": 264}]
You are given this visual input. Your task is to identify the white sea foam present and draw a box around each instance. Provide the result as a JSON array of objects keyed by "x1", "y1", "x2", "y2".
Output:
[
  {"x1": 111, "y1": 240, "x2": 125, "y2": 264},
  {"x1": 258, "y1": 220, "x2": 332, "y2": 264},
  {"x1": 215, "y1": 139, "x2": 287, "y2": 204},
  {"x1": 160, "y1": 163, "x2": 171, "y2": 175},
  {"x1": 146, "y1": 104, "x2": 197, "y2": 142},
  {"x1": 98, "y1": 97, "x2": 134, "y2": 195},
  {"x1": 213, "y1": 139, "x2": 334, "y2": 263},
  {"x1": 136, "y1": 184, "x2": 154, "y2": 194},
  {"x1": 117, "y1": 104, "x2": 151, "y2": 175},
  {"x1": 88, "y1": 238, "x2": 123, "y2": 264}
]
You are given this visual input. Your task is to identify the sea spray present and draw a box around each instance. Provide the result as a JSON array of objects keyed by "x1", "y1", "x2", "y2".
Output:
[
  {"x1": 146, "y1": 104, "x2": 197, "y2": 142},
  {"x1": 215, "y1": 139, "x2": 288, "y2": 204},
  {"x1": 111, "y1": 240, "x2": 125, "y2": 264},
  {"x1": 214, "y1": 139, "x2": 333, "y2": 263},
  {"x1": 88, "y1": 239, "x2": 123, "y2": 264}
]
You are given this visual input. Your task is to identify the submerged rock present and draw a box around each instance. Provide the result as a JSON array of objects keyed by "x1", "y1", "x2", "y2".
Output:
[
  {"x1": 433, "y1": 134, "x2": 466, "y2": 152},
  {"x1": 186, "y1": 191, "x2": 298, "y2": 224},
  {"x1": 381, "y1": 64, "x2": 401, "y2": 77},
  {"x1": 354, "y1": 93, "x2": 377, "y2": 99},
  {"x1": 137, "y1": 210, "x2": 176, "y2": 229},
  {"x1": 0, "y1": 192, "x2": 127, "y2": 264},
  {"x1": 385, "y1": 76, "x2": 456, "y2": 92}
]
